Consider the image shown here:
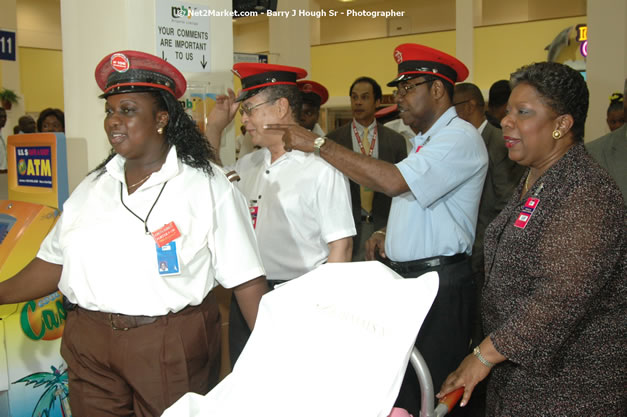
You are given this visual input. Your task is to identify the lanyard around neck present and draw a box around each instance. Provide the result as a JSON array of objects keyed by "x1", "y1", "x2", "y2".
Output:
[
  {"x1": 352, "y1": 121, "x2": 377, "y2": 156},
  {"x1": 119, "y1": 181, "x2": 168, "y2": 234}
]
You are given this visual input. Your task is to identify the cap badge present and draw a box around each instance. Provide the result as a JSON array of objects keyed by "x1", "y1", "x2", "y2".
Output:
[
  {"x1": 110, "y1": 53, "x2": 130, "y2": 73},
  {"x1": 302, "y1": 83, "x2": 313, "y2": 93},
  {"x1": 394, "y1": 50, "x2": 403, "y2": 64},
  {"x1": 271, "y1": 78, "x2": 277, "y2": 83}
]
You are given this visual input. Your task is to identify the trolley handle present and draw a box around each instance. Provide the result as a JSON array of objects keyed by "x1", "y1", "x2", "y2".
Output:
[{"x1": 434, "y1": 387, "x2": 464, "y2": 417}]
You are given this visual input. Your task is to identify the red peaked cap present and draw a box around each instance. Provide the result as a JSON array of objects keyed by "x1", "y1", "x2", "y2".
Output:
[
  {"x1": 95, "y1": 50, "x2": 187, "y2": 99},
  {"x1": 387, "y1": 43, "x2": 468, "y2": 87},
  {"x1": 233, "y1": 62, "x2": 307, "y2": 102},
  {"x1": 375, "y1": 104, "x2": 399, "y2": 119},
  {"x1": 297, "y1": 80, "x2": 329, "y2": 106}
]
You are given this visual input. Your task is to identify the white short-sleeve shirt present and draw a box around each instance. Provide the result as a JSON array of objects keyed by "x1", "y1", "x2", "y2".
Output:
[
  {"x1": 232, "y1": 148, "x2": 355, "y2": 281},
  {"x1": 37, "y1": 147, "x2": 265, "y2": 315}
]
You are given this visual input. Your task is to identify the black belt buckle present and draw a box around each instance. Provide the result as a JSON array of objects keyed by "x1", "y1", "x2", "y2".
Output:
[{"x1": 382, "y1": 253, "x2": 467, "y2": 275}]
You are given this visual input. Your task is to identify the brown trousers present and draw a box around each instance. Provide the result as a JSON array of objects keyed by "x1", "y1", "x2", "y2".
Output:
[{"x1": 61, "y1": 294, "x2": 221, "y2": 417}]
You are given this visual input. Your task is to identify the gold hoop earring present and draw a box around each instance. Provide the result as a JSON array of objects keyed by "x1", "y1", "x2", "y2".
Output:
[
  {"x1": 552, "y1": 130, "x2": 562, "y2": 140},
  {"x1": 157, "y1": 127, "x2": 164, "y2": 135}
]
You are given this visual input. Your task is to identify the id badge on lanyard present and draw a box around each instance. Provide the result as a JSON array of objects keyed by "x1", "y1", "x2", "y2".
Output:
[{"x1": 152, "y1": 222, "x2": 182, "y2": 276}]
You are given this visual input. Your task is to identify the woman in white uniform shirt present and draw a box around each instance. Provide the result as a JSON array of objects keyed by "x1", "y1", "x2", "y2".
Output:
[{"x1": 0, "y1": 50, "x2": 268, "y2": 417}]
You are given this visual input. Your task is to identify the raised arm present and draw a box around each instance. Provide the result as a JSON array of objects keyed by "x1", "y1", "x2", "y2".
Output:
[
  {"x1": 265, "y1": 124, "x2": 410, "y2": 197},
  {"x1": 206, "y1": 88, "x2": 241, "y2": 165}
]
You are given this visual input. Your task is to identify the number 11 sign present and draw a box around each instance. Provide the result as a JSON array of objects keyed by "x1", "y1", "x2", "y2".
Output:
[{"x1": 0, "y1": 30, "x2": 17, "y2": 62}]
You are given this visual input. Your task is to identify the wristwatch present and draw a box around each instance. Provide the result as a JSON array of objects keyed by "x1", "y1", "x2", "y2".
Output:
[
  {"x1": 313, "y1": 136, "x2": 327, "y2": 156},
  {"x1": 473, "y1": 346, "x2": 494, "y2": 368}
]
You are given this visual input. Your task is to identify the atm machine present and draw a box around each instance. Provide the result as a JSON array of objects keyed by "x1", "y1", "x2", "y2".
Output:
[{"x1": 0, "y1": 132, "x2": 70, "y2": 417}]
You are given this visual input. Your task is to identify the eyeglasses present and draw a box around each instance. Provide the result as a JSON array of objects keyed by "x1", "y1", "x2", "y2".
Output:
[
  {"x1": 452, "y1": 99, "x2": 470, "y2": 106},
  {"x1": 239, "y1": 99, "x2": 276, "y2": 116},
  {"x1": 393, "y1": 80, "x2": 431, "y2": 98}
]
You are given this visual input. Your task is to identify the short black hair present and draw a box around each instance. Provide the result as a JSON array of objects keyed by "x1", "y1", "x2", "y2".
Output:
[
  {"x1": 37, "y1": 108, "x2": 65, "y2": 132},
  {"x1": 420, "y1": 75, "x2": 454, "y2": 101},
  {"x1": 454, "y1": 82, "x2": 485, "y2": 108},
  {"x1": 301, "y1": 91, "x2": 321, "y2": 109},
  {"x1": 510, "y1": 62, "x2": 588, "y2": 142},
  {"x1": 259, "y1": 84, "x2": 302, "y2": 121},
  {"x1": 349, "y1": 77, "x2": 382, "y2": 101},
  {"x1": 488, "y1": 80, "x2": 511, "y2": 108}
]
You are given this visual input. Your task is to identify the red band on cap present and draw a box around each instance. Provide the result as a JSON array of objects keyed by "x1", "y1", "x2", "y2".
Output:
[
  {"x1": 398, "y1": 71, "x2": 456, "y2": 86},
  {"x1": 103, "y1": 82, "x2": 176, "y2": 97},
  {"x1": 240, "y1": 81, "x2": 298, "y2": 92}
]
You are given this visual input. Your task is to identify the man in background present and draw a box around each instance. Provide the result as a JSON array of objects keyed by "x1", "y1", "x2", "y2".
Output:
[
  {"x1": 587, "y1": 79, "x2": 627, "y2": 205},
  {"x1": 327, "y1": 76, "x2": 406, "y2": 260},
  {"x1": 453, "y1": 82, "x2": 525, "y2": 285},
  {"x1": 297, "y1": 80, "x2": 328, "y2": 137},
  {"x1": 485, "y1": 79, "x2": 510, "y2": 128},
  {"x1": 18, "y1": 115, "x2": 36, "y2": 134}
]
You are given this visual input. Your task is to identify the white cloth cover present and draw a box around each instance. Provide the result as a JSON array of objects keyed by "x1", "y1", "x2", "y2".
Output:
[{"x1": 162, "y1": 261, "x2": 439, "y2": 417}]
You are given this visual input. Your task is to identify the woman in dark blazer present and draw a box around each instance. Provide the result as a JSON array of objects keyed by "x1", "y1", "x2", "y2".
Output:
[{"x1": 438, "y1": 62, "x2": 626, "y2": 416}]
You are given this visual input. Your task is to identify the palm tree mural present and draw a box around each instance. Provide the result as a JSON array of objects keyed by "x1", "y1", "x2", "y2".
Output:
[{"x1": 13, "y1": 364, "x2": 72, "y2": 417}]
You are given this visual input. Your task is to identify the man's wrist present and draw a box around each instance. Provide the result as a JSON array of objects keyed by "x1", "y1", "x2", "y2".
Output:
[{"x1": 313, "y1": 136, "x2": 327, "y2": 156}]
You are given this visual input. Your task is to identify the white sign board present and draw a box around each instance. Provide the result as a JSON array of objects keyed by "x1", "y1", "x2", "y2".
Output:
[{"x1": 156, "y1": 0, "x2": 211, "y2": 73}]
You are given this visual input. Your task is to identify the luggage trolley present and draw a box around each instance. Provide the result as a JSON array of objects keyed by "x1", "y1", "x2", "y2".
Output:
[
  {"x1": 162, "y1": 264, "x2": 465, "y2": 417},
  {"x1": 388, "y1": 348, "x2": 463, "y2": 417}
]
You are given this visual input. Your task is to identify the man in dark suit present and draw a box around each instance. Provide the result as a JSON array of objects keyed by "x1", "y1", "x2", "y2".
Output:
[
  {"x1": 485, "y1": 80, "x2": 510, "y2": 128},
  {"x1": 327, "y1": 76, "x2": 407, "y2": 260},
  {"x1": 453, "y1": 81, "x2": 525, "y2": 417},
  {"x1": 454, "y1": 82, "x2": 524, "y2": 281}
]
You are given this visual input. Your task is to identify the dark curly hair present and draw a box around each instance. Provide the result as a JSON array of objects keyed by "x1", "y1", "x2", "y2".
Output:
[
  {"x1": 37, "y1": 108, "x2": 65, "y2": 132},
  {"x1": 92, "y1": 90, "x2": 216, "y2": 176},
  {"x1": 510, "y1": 62, "x2": 589, "y2": 142}
]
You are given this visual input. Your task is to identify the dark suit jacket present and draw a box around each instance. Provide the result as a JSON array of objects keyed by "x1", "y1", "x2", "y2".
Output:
[
  {"x1": 472, "y1": 122, "x2": 525, "y2": 274},
  {"x1": 327, "y1": 122, "x2": 407, "y2": 230}
]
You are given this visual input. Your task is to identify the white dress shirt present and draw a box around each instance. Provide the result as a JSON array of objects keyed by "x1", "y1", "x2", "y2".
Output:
[
  {"x1": 38, "y1": 147, "x2": 265, "y2": 315},
  {"x1": 232, "y1": 148, "x2": 355, "y2": 281}
]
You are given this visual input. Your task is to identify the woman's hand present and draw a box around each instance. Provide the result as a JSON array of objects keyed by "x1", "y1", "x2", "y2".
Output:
[
  {"x1": 437, "y1": 352, "x2": 491, "y2": 407},
  {"x1": 437, "y1": 337, "x2": 505, "y2": 407}
]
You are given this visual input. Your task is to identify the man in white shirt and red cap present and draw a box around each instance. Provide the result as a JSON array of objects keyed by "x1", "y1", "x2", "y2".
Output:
[{"x1": 207, "y1": 63, "x2": 355, "y2": 366}]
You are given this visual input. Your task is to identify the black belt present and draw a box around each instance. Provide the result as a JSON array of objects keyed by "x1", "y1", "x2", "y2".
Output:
[
  {"x1": 361, "y1": 214, "x2": 374, "y2": 223},
  {"x1": 378, "y1": 253, "x2": 468, "y2": 275}
]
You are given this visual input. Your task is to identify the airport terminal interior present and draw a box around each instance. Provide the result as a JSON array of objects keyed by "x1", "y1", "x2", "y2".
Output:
[{"x1": 0, "y1": 0, "x2": 625, "y2": 416}]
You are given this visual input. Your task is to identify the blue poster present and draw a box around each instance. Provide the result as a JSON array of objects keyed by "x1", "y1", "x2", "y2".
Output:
[{"x1": 16, "y1": 146, "x2": 53, "y2": 188}]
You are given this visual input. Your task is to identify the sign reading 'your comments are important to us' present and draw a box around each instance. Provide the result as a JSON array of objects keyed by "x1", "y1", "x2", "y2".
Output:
[{"x1": 156, "y1": 0, "x2": 211, "y2": 73}]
